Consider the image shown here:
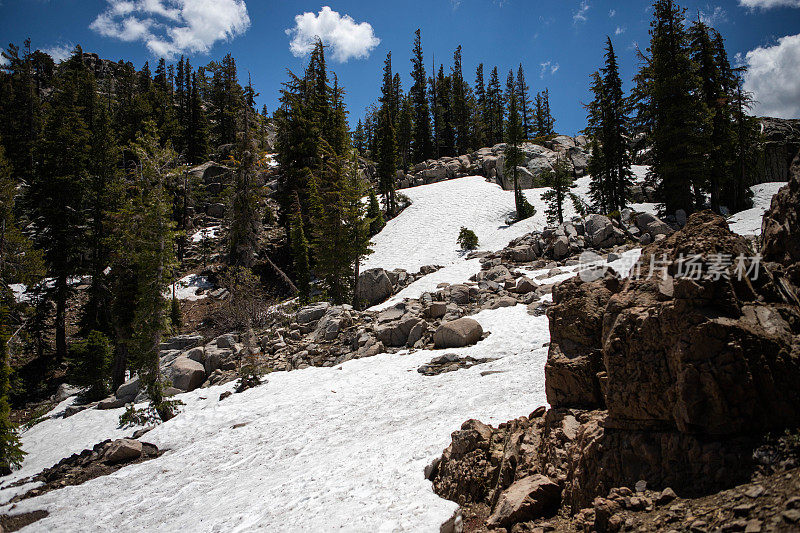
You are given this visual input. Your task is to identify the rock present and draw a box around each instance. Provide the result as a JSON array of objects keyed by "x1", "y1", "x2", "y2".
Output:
[
  {"x1": 757, "y1": 117, "x2": 800, "y2": 184},
  {"x1": 115, "y1": 376, "x2": 140, "y2": 401},
  {"x1": 53, "y1": 383, "x2": 81, "y2": 402},
  {"x1": 634, "y1": 212, "x2": 672, "y2": 237},
  {"x1": 761, "y1": 150, "x2": 800, "y2": 271},
  {"x1": 104, "y1": 439, "x2": 142, "y2": 463},
  {"x1": 553, "y1": 236, "x2": 569, "y2": 260},
  {"x1": 97, "y1": 396, "x2": 126, "y2": 410},
  {"x1": 486, "y1": 475, "x2": 561, "y2": 529},
  {"x1": 356, "y1": 268, "x2": 394, "y2": 307},
  {"x1": 219, "y1": 391, "x2": 232, "y2": 401},
  {"x1": 433, "y1": 318, "x2": 483, "y2": 349},
  {"x1": 488, "y1": 296, "x2": 517, "y2": 309},
  {"x1": 426, "y1": 301, "x2": 448, "y2": 319},
  {"x1": 214, "y1": 333, "x2": 238, "y2": 349},
  {"x1": 656, "y1": 487, "x2": 677, "y2": 505},
  {"x1": 296, "y1": 302, "x2": 330, "y2": 324},
  {"x1": 514, "y1": 277, "x2": 537, "y2": 294},
  {"x1": 635, "y1": 480, "x2": 647, "y2": 493},
  {"x1": 160, "y1": 334, "x2": 204, "y2": 352},
  {"x1": 375, "y1": 316, "x2": 426, "y2": 347},
  {"x1": 448, "y1": 284, "x2": 473, "y2": 305},
  {"x1": 585, "y1": 214, "x2": 615, "y2": 247},
  {"x1": 169, "y1": 357, "x2": 206, "y2": 392},
  {"x1": 676, "y1": 209, "x2": 687, "y2": 227}
]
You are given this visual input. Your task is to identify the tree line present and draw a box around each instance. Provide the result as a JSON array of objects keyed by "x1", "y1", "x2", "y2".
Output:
[{"x1": 0, "y1": 42, "x2": 269, "y2": 467}]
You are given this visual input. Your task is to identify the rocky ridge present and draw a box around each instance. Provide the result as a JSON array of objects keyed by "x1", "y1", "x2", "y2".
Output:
[{"x1": 429, "y1": 207, "x2": 800, "y2": 532}]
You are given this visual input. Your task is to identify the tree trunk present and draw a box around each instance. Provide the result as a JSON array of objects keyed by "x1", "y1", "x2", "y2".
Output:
[{"x1": 55, "y1": 273, "x2": 67, "y2": 360}]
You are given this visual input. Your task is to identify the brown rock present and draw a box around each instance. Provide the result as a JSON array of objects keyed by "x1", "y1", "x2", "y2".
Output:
[
  {"x1": 433, "y1": 318, "x2": 483, "y2": 349},
  {"x1": 104, "y1": 439, "x2": 142, "y2": 463},
  {"x1": 486, "y1": 475, "x2": 561, "y2": 529}
]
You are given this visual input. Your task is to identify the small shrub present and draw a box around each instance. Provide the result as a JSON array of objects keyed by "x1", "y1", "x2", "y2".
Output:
[
  {"x1": 457, "y1": 227, "x2": 479, "y2": 251},
  {"x1": 118, "y1": 398, "x2": 184, "y2": 428}
]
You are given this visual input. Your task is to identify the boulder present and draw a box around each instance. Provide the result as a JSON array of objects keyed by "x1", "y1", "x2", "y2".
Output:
[
  {"x1": 426, "y1": 301, "x2": 448, "y2": 319},
  {"x1": 356, "y1": 268, "x2": 394, "y2": 307},
  {"x1": 375, "y1": 315, "x2": 426, "y2": 347},
  {"x1": 634, "y1": 212, "x2": 672, "y2": 237},
  {"x1": 553, "y1": 236, "x2": 570, "y2": 260},
  {"x1": 97, "y1": 396, "x2": 127, "y2": 410},
  {"x1": 104, "y1": 439, "x2": 143, "y2": 463},
  {"x1": 434, "y1": 318, "x2": 483, "y2": 349},
  {"x1": 115, "y1": 376, "x2": 140, "y2": 401},
  {"x1": 761, "y1": 150, "x2": 800, "y2": 272},
  {"x1": 296, "y1": 302, "x2": 330, "y2": 324},
  {"x1": 159, "y1": 334, "x2": 204, "y2": 352},
  {"x1": 169, "y1": 357, "x2": 206, "y2": 392},
  {"x1": 486, "y1": 475, "x2": 561, "y2": 529}
]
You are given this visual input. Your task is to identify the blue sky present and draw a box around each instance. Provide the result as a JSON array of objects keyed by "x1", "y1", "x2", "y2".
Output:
[{"x1": 1, "y1": 0, "x2": 799, "y2": 135}]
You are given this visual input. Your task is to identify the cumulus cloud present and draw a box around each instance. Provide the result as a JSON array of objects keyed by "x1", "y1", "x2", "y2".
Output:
[
  {"x1": 609, "y1": 9, "x2": 616, "y2": 17},
  {"x1": 43, "y1": 44, "x2": 75, "y2": 63},
  {"x1": 286, "y1": 6, "x2": 380, "y2": 63},
  {"x1": 90, "y1": 0, "x2": 250, "y2": 58},
  {"x1": 742, "y1": 33, "x2": 800, "y2": 118},
  {"x1": 573, "y1": 0, "x2": 590, "y2": 24},
  {"x1": 699, "y1": 6, "x2": 727, "y2": 25},
  {"x1": 739, "y1": 0, "x2": 800, "y2": 8},
  {"x1": 540, "y1": 61, "x2": 560, "y2": 78},
  {"x1": 615, "y1": 26, "x2": 626, "y2": 35}
]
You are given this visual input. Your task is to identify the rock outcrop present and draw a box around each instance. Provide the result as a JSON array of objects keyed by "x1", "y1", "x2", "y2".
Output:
[
  {"x1": 430, "y1": 211, "x2": 800, "y2": 530},
  {"x1": 757, "y1": 117, "x2": 800, "y2": 185},
  {"x1": 762, "y1": 150, "x2": 800, "y2": 289}
]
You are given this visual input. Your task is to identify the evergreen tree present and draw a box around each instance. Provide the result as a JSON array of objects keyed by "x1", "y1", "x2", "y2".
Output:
[
  {"x1": 26, "y1": 49, "x2": 91, "y2": 360},
  {"x1": 186, "y1": 73, "x2": 209, "y2": 164},
  {"x1": 353, "y1": 119, "x2": 367, "y2": 154},
  {"x1": 210, "y1": 54, "x2": 242, "y2": 148},
  {"x1": 435, "y1": 65, "x2": 456, "y2": 157},
  {"x1": 585, "y1": 38, "x2": 632, "y2": 214},
  {"x1": 474, "y1": 63, "x2": 488, "y2": 148},
  {"x1": 67, "y1": 330, "x2": 112, "y2": 401},
  {"x1": 410, "y1": 29, "x2": 433, "y2": 163},
  {"x1": 635, "y1": 0, "x2": 706, "y2": 215},
  {"x1": 451, "y1": 46, "x2": 472, "y2": 154},
  {"x1": 367, "y1": 188, "x2": 386, "y2": 236},
  {"x1": 377, "y1": 52, "x2": 398, "y2": 213},
  {"x1": 397, "y1": 94, "x2": 414, "y2": 171},
  {"x1": 228, "y1": 78, "x2": 261, "y2": 268},
  {"x1": 112, "y1": 125, "x2": 178, "y2": 420},
  {"x1": 504, "y1": 70, "x2": 535, "y2": 221},
  {"x1": 541, "y1": 156, "x2": 572, "y2": 224},
  {"x1": 486, "y1": 67, "x2": 503, "y2": 145},
  {"x1": 289, "y1": 197, "x2": 311, "y2": 304},
  {"x1": 516, "y1": 65, "x2": 533, "y2": 139}
]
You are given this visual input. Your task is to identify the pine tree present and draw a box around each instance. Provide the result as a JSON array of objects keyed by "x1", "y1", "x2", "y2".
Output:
[
  {"x1": 186, "y1": 73, "x2": 209, "y2": 164},
  {"x1": 26, "y1": 48, "x2": 91, "y2": 360},
  {"x1": 289, "y1": 197, "x2": 311, "y2": 304},
  {"x1": 377, "y1": 52, "x2": 398, "y2": 214},
  {"x1": 68, "y1": 330, "x2": 112, "y2": 401},
  {"x1": 452, "y1": 46, "x2": 472, "y2": 155},
  {"x1": 517, "y1": 65, "x2": 533, "y2": 139},
  {"x1": 397, "y1": 95, "x2": 413, "y2": 171},
  {"x1": 474, "y1": 63, "x2": 488, "y2": 148},
  {"x1": 410, "y1": 29, "x2": 433, "y2": 163},
  {"x1": 353, "y1": 119, "x2": 367, "y2": 154},
  {"x1": 112, "y1": 125, "x2": 178, "y2": 420},
  {"x1": 228, "y1": 78, "x2": 261, "y2": 268},
  {"x1": 585, "y1": 38, "x2": 632, "y2": 214},
  {"x1": 504, "y1": 70, "x2": 535, "y2": 221},
  {"x1": 367, "y1": 188, "x2": 386, "y2": 236},
  {"x1": 0, "y1": 140, "x2": 42, "y2": 472},
  {"x1": 486, "y1": 67, "x2": 503, "y2": 145},
  {"x1": 542, "y1": 156, "x2": 572, "y2": 224},
  {"x1": 635, "y1": 0, "x2": 707, "y2": 215}
]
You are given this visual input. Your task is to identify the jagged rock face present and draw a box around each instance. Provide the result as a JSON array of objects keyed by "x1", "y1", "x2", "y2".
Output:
[
  {"x1": 545, "y1": 275, "x2": 620, "y2": 410},
  {"x1": 762, "y1": 151, "x2": 800, "y2": 277},
  {"x1": 757, "y1": 117, "x2": 800, "y2": 185},
  {"x1": 602, "y1": 211, "x2": 800, "y2": 435},
  {"x1": 431, "y1": 211, "x2": 800, "y2": 527}
]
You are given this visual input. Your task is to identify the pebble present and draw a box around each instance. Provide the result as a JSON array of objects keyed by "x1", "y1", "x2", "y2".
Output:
[{"x1": 635, "y1": 479, "x2": 647, "y2": 493}]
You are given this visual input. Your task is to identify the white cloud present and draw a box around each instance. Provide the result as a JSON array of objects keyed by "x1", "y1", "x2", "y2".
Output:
[
  {"x1": 739, "y1": 0, "x2": 800, "y2": 8},
  {"x1": 540, "y1": 61, "x2": 560, "y2": 78},
  {"x1": 0, "y1": 55, "x2": 8, "y2": 67},
  {"x1": 43, "y1": 43, "x2": 75, "y2": 63},
  {"x1": 742, "y1": 33, "x2": 800, "y2": 118},
  {"x1": 90, "y1": 0, "x2": 250, "y2": 59},
  {"x1": 286, "y1": 6, "x2": 380, "y2": 63},
  {"x1": 609, "y1": 9, "x2": 616, "y2": 17},
  {"x1": 699, "y1": 6, "x2": 727, "y2": 25},
  {"x1": 451, "y1": 0, "x2": 462, "y2": 9},
  {"x1": 573, "y1": 0, "x2": 590, "y2": 24},
  {"x1": 615, "y1": 26, "x2": 626, "y2": 35}
]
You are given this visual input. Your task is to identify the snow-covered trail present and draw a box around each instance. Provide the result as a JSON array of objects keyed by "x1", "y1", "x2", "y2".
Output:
[{"x1": 7, "y1": 306, "x2": 550, "y2": 532}]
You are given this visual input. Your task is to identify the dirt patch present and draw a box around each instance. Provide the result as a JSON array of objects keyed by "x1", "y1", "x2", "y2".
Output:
[{"x1": 0, "y1": 510, "x2": 49, "y2": 532}]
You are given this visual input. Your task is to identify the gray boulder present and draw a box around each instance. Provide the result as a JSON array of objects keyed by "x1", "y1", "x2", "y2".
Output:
[
  {"x1": 104, "y1": 439, "x2": 143, "y2": 463},
  {"x1": 375, "y1": 315, "x2": 426, "y2": 347},
  {"x1": 433, "y1": 318, "x2": 483, "y2": 349},
  {"x1": 116, "y1": 376, "x2": 140, "y2": 401},
  {"x1": 356, "y1": 268, "x2": 394, "y2": 307},
  {"x1": 169, "y1": 357, "x2": 206, "y2": 392},
  {"x1": 296, "y1": 302, "x2": 330, "y2": 324}
]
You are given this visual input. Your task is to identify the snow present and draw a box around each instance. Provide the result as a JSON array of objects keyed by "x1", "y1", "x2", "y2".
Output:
[
  {"x1": 190, "y1": 225, "x2": 220, "y2": 243},
  {"x1": 3, "y1": 305, "x2": 551, "y2": 532},
  {"x1": 3, "y1": 172, "x2": 783, "y2": 532},
  {"x1": 727, "y1": 181, "x2": 786, "y2": 236},
  {"x1": 170, "y1": 273, "x2": 214, "y2": 301}
]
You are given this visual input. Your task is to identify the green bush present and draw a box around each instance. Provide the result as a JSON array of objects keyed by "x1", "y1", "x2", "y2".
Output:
[
  {"x1": 68, "y1": 330, "x2": 112, "y2": 401},
  {"x1": 457, "y1": 227, "x2": 479, "y2": 251}
]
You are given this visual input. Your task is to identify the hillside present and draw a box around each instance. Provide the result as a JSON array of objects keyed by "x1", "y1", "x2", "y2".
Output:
[{"x1": 0, "y1": 168, "x2": 790, "y2": 531}]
